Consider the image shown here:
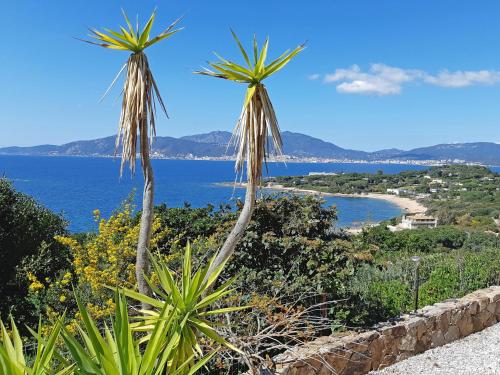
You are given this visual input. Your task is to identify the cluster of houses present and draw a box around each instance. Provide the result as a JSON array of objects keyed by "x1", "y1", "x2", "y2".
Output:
[{"x1": 386, "y1": 175, "x2": 471, "y2": 197}]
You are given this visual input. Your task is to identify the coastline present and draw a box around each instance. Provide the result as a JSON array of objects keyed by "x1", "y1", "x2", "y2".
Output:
[
  {"x1": 2, "y1": 154, "x2": 497, "y2": 169},
  {"x1": 1, "y1": 154, "x2": 491, "y2": 167},
  {"x1": 216, "y1": 182, "x2": 427, "y2": 215}
]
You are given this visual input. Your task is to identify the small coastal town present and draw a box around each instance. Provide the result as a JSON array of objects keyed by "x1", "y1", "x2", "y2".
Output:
[{"x1": 154, "y1": 153, "x2": 484, "y2": 166}]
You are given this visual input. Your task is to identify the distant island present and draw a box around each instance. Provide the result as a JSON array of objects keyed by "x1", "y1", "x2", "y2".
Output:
[{"x1": 1, "y1": 130, "x2": 499, "y2": 165}]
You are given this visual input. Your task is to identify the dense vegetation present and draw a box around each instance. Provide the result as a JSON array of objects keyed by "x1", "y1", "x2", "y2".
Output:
[
  {"x1": 346, "y1": 225, "x2": 500, "y2": 323},
  {"x1": 2, "y1": 167, "x2": 499, "y2": 372},
  {"x1": 271, "y1": 165, "x2": 500, "y2": 231},
  {"x1": 0, "y1": 179, "x2": 69, "y2": 327}
]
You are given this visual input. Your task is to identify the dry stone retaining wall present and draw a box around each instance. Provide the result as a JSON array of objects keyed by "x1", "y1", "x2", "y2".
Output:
[{"x1": 274, "y1": 286, "x2": 500, "y2": 375}]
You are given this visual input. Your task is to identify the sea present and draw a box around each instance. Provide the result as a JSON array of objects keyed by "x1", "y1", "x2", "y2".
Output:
[{"x1": 2, "y1": 155, "x2": 490, "y2": 233}]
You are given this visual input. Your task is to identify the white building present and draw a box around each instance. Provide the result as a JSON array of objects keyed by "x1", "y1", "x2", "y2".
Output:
[
  {"x1": 386, "y1": 188, "x2": 415, "y2": 196},
  {"x1": 386, "y1": 188, "x2": 401, "y2": 195},
  {"x1": 401, "y1": 214, "x2": 438, "y2": 229},
  {"x1": 431, "y1": 178, "x2": 444, "y2": 184},
  {"x1": 308, "y1": 172, "x2": 338, "y2": 176}
]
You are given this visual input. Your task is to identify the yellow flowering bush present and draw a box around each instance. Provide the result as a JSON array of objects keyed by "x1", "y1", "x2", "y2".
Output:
[
  {"x1": 54, "y1": 207, "x2": 142, "y2": 295},
  {"x1": 27, "y1": 272, "x2": 45, "y2": 292},
  {"x1": 29, "y1": 203, "x2": 170, "y2": 326}
]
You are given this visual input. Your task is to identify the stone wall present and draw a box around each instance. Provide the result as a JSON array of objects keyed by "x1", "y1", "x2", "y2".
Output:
[{"x1": 274, "y1": 286, "x2": 500, "y2": 375}]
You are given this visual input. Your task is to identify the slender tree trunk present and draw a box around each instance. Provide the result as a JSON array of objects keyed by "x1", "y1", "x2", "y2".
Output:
[
  {"x1": 137, "y1": 124, "x2": 154, "y2": 309},
  {"x1": 206, "y1": 180, "x2": 256, "y2": 278}
]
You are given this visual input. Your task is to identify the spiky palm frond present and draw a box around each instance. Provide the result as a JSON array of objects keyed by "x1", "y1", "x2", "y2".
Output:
[
  {"x1": 0, "y1": 316, "x2": 72, "y2": 375},
  {"x1": 81, "y1": 10, "x2": 182, "y2": 175},
  {"x1": 195, "y1": 31, "x2": 304, "y2": 183},
  {"x1": 62, "y1": 290, "x2": 215, "y2": 375},
  {"x1": 120, "y1": 245, "x2": 247, "y2": 373},
  {"x1": 81, "y1": 9, "x2": 182, "y2": 54}
]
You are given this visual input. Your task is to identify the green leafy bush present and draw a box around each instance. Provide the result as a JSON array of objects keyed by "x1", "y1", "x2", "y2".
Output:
[
  {"x1": 419, "y1": 249, "x2": 500, "y2": 306},
  {"x1": 220, "y1": 194, "x2": 353, "y2": 297},
  {"x1": 154, "y1": 203, "x2": 231, "y2": 251},
  {"x1": 0, "y1": 179, "x2": 69, "y2": 326},
  {"x1": 344, "y1": 247, "x2": 500, "y2": 325},
  {"x1": 362, "y1": 225, "x2": 468, "y2": 254}
]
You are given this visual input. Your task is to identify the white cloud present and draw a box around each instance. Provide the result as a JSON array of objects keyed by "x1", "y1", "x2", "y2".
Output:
[
  {"x1": 308, "y1": 73, "x2": 320, "y2": 80},
  {"x1": 336, "y1": 79, "x2": 402, "y2": 95},
  {"x1": 323, "y1": 64, "x2": 422, "y2": 95},
  {"x1": 317, "y1": 64, "x2": 500, "y2": 95},
  {"x1": 423, "y1": 70, "x2": 500, "y2": 87}
]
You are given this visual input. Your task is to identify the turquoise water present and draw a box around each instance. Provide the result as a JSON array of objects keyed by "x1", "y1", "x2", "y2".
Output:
[{"x1": 0, "y1": 156, "x2": 434, "y2": 232}]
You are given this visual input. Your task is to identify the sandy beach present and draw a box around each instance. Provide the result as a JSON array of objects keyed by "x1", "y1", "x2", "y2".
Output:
[
  {"x1": 217, "y1": 182, "x2": 427, "y2": 214},
  {"x1": 270, "y1": 184, "x2": 426, "y2": 214}
]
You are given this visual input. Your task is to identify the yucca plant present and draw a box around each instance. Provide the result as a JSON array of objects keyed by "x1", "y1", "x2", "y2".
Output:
[
  {"x1": 121, "y1": 245, "x2": 246, "y2": 373},
  {"x1": 62, "y1": 290, "x2": 214, "y2": 375},
  {"x1": 81, "y1": 10, "x2": 182, "y2": 305},
  {"x1": 195, "y1": 31, "x2": 304, "y2": 276},
  {"x1": 0, "y1": 317, "x2": 71, "y2": 375}
]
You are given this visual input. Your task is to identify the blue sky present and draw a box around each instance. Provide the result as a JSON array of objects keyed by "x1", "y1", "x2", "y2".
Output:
[{"x1": 1, "y1": 0, "x2": 499, "y2": 151}]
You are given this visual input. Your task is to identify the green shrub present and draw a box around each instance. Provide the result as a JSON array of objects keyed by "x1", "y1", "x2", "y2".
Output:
[
  {"x1": 154, "y1": 203, "x2": 231, "y2": 251},
  {"x1": 0, "y1": 179, "x2": 69, "y2": 326},
  {"x1": 339, "y1": 261, "x2": 414, "y2": 325},
  {"x1": 343, "y1": 245, "x2": 500, "y2": 324},
  {"x1": 362, "y1": 225, "x2": 471, "y2": 255},
  {"x1": 369, "y1": 280, "x2": 412, "y2": 317},
  {"x1": 216, "y1": 194, "x2": 355, "y2": 299},
  {"x1": 420, "y1": 249, "x2": 500, "y2": 306},
  {"x1": 419, "y1": 261, "x2": 461, "y2": 306}
]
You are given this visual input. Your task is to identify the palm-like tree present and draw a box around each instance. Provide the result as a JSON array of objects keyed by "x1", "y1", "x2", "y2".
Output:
[
  {"x1": 81, "y1": 10, "x2": 182, "y2": 304},
  {"x1": 196, "y1": 31, "x2": 304, "y2": 275}
]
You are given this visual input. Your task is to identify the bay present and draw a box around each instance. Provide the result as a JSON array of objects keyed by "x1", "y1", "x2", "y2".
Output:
[{"x1": 0, "y1": 155, "x2": 459, "y2": 232}]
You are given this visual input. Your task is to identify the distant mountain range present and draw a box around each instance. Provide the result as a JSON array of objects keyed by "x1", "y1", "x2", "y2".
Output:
[{"x1": 1, "y1": 131, "x2": 499, "y2": 165}]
